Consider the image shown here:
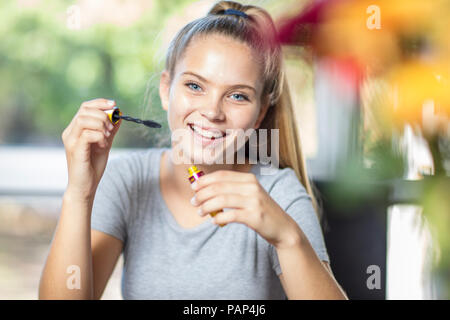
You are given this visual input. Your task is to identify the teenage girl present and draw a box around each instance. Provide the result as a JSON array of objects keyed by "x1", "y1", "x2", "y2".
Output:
[{"x1": 39, "y1": 1, "x2": 347, "y2": 300}]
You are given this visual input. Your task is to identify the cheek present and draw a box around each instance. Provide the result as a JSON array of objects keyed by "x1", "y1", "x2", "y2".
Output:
[
  {"x1": 168, "y1": 88, "x2": 195, "y2": 128},
  {"x1": 228, "y1": 106, "x2": 260, "y2": 129}
]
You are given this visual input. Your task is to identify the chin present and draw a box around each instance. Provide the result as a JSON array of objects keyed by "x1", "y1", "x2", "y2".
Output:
[{"x1": 171, "y1": 125, "x2": 250, "y2": 166}]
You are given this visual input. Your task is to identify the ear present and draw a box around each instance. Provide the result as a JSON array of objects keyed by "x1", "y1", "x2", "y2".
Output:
[
  {"x1": 254, "y1": 98, "x2": 271, "y2": 129},
  {"x1": 159, "y1": 70, "x2": 171, "y2": 111}
]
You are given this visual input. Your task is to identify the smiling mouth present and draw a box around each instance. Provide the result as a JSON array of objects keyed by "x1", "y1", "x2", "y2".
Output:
[{"x1": 188, "y1": 123, "x2": 227, "y2": 140}]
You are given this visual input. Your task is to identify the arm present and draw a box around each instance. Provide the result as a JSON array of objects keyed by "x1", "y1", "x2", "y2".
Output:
[
  {"x1": 40, "y1": 98, "x2": 124, "y2": 299},
  {"x1": 276, "y1": 232, "x2": 348, "y2": 300},
  {"x1": 39, "y1": 190, "x2": 123, "y2": 299},
  {"x1": 91, "y1": 229, "x2": 123, "y2": 299}
]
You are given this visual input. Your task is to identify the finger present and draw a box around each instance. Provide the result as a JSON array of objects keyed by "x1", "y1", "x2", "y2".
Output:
[
  {"x1": 81, "y1": 98, "x2": 116, "y2": 110},
  {"x1": 71, "y1": 115, "x2": 111, "y2": 140},
  {"x1": 107, "y1": 117, "x2": 122, "y2": 140},
  {"x1": 211, "y1": 209, "x2": 249, "y2": 226},
  {"x1": 192, "y1": 170, "x2": 256, "y2": 191},
  {"x1": 80, "y1": 106, "x2": 112, "y2": 121},
  {"x1": 65, "y1": 99, "x2": 116, "y2": 134},
  {"x1": 78, "y1": 107, "x2": 115, "y2": 131},
  {"x1": 78, "y1": 128, "x2": 109, "y2": 149},
  {"x1": 198, "y1": 194, "x2": 250, "y2": 217},
  {"x1": 65, "y1": 115, "x2": 119, "y2": 149},
  {"x1": 81, "y1": 106, "x2": 121, "y2": 141},
  {"x1": 193, "y1": 181, "x2": 258, "y2": 206}
]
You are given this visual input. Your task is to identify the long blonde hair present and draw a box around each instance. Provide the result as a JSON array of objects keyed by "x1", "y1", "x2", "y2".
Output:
[{"x1": 164, "y1": 0, "x2": 321, "y2": 220}]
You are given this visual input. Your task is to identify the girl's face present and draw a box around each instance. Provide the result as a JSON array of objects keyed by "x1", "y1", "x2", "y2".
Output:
[{"x1": 159, "y1": 33, "x2": 269, "y2": 165}]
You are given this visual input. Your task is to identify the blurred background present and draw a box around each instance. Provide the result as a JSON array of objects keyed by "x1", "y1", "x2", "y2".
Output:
[{"x1": 0, "y1": 0, "x2": 448, "y2": 299}]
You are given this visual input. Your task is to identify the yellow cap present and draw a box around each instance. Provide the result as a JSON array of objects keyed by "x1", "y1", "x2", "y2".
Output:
[
  {"x1": 105, "y1": 106, "x2": 122, "y2": 124},
  {"x1": 187, "y1": 165, "x2": 200, "y2": 176}
]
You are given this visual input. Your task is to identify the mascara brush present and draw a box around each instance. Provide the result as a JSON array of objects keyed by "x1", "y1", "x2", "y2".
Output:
[{"x1": 105, "y1": 106, "x2": 162, "y2": 128}]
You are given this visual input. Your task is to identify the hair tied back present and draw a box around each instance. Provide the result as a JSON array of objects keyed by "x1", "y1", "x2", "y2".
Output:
[{"x1": 221, "y1": 8, "x2": 249, "y2": 19}]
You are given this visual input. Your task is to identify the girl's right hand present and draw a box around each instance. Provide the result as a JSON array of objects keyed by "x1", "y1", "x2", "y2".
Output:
[{"x1": 62, "y1": 98, "x2": 122, "y2": 201}]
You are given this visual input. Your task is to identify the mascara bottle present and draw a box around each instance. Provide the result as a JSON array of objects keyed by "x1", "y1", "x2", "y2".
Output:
[
  {"x1": 105, "y1": 106, "x2": 122, "y2": 124},
  {"x1": 187, "y1": 165, "x2": 227, "y2": 227},
  {"x1": 105, "y1": 106, "x2": 161, "y2": 128}
]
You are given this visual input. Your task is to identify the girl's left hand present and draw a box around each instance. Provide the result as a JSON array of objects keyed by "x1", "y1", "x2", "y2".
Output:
[{"x1": 191, "y1": 170, "x2": 304, "y2": 249}]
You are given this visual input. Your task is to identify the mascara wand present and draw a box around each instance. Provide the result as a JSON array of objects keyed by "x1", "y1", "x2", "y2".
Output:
[
  {"x1": 118, "y1": 115, "x2": 162, "y2": 128},
  {"x1": 105, "y1": 106, "x2": 162, "y2": 128}
]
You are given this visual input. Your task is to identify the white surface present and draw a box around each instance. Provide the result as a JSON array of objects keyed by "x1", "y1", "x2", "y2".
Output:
[
  {"x1": 386, "y1": 123, "x2": 438, "y2": 299},
  {"x1": 0, "y1": 146, "x2": 142, "y2": 195},
  {"x1": 386, "y1": 205, "x2": 437, "y2": 299}
]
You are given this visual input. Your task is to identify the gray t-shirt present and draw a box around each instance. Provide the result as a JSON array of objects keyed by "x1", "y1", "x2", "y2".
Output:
[{"x1": 91, "y1": 147, "x2": 330, "y2": 299}]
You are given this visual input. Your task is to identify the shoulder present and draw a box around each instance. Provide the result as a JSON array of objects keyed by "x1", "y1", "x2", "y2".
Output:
[
  {"x1": 252, "y1": 163, "x2": 310, "y2": 210},
  {"x1": 252, "y1": 163, "x2": 307, "y2": 194}
]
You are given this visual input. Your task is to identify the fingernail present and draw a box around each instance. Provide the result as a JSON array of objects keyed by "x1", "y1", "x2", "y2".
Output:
[
  {"x1": 108, "y1": 123, "x2": 114, "y2": 130},
  {"x1": 197, "y1": 208, "x2": 202, "y2": 216},
  {"x1": 190, "y1": 196, "x2": 196, "y2": 206},
  {"x1": 191, "y1": 182, "x2": 197, "y2": 190},
  {"x1": 108, "y1": 100, "x2": 115, "y2": 106},
  {"x1": 105, "y1": 130, "x2": 111, "y2": 137}
]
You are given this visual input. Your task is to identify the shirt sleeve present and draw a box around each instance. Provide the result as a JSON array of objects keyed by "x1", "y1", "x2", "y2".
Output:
[
  {"x1": 91, "y1": 155, "x2": 131, "y2": 244},
  {"x1": 267, "y1": 168, "x2": 330, "y2": 276}
]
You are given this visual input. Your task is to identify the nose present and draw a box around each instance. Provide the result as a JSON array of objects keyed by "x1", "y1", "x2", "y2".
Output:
[{"x1": 198, "y1": 97, "x2": 225, "y2": 122}]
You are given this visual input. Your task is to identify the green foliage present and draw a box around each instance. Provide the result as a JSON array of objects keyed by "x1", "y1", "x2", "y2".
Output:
[{"x1": 0, "y1": 0, "x2": 192, "y2": 147}]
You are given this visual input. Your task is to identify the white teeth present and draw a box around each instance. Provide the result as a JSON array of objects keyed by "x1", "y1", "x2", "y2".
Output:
[{"x1": 191, "y1": 125, "x2": 224, "y2": 139}]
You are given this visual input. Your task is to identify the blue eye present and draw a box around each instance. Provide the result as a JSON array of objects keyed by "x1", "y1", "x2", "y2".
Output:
[
  {"x1": 186, "y1": 82, "x2": 201, "y2": 91},
  {"x1": 231, "y1": 93, "x2": 249, "y2": 101}
]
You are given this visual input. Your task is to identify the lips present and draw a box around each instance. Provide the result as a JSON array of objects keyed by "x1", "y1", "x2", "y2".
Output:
[{"x1": 188, "y1": 123, "x2": 226, "y2": 140}]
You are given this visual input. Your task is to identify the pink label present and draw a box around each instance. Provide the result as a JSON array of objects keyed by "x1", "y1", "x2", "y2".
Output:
[{"x1": 188, "y1": 170, "x2": 204, "y2": 183}]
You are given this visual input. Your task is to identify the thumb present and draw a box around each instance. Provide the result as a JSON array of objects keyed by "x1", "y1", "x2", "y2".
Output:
[{"x1": 107, "y1": 118, "x2": 122, "y2": 142}]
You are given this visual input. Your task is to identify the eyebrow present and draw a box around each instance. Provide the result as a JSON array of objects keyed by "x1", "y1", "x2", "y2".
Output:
[{"x1": 181, "y1": 71, "x2": 256, "y2": 93}]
